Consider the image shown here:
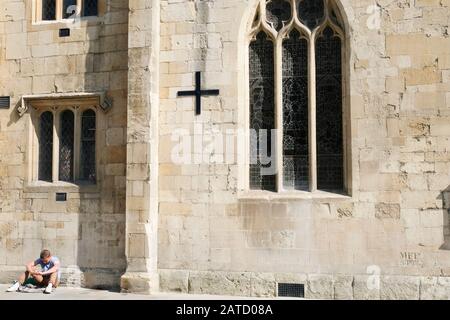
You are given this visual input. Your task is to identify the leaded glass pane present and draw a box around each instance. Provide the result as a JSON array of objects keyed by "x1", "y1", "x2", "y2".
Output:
[
  {"x1": 80, "y1": 110, "x2": 96, "y2": 182},
  {"x1": 282, "y1": 30, "x2": 309, "y2": 190},
  {"x1": 249, "y1": 32, "x2": 276, "y2": 191},
  {"x1": 59, "y1": 110, "x2": 74, "y2": 182},
  {"x1": 63, "y1": 0, "x2": 77, "y2": 19},
  {"x1": 83, "y1": 0, "x2": 98, "y2": 17},
  {"x1": 297, "y1": 0, "x2": 325, "y2": 30},
  {"x1": 266, "y1": 0, "x2": 291, "y2": 32},
  {"x1": 316, "y1": 27, "x2": 344, "y2": 191},
  {"x1": 39, "y1": 112, "x2": 53, "y2": 182},
  {"x1": 42, "y1": 0, "x2": 56, "y2": 21}
]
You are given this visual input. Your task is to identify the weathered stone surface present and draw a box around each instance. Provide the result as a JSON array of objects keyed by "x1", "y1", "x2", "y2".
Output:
[
  {"x1": 250, "y1": 273, "x2": 276, "y2": 298},
  {"x1": 353, "y1": 275, "x2": 380, "y2": 300},
  {"x1": 188, "y1": 272, "x2": 252, "y2": 297},
  {"x1": 120, "y1": 272, "x2": 160, "y2": 295},
  {"x1": 380, "y1": 276, "x2": 420, "y2": 300},
  {"x1": 159, "y1": 269, "x2": 189, "y2": 293},
  {"x1": 333, "y1": 275, "x2": 354, "y2": 300},
  {"x1": 375, "y1": 203, "x2": 401, "y2": 219},
  {"x1": 420, "y1": 277, "x2": 450, "y2": 300},
  {"x1": 306, "y1": 274, "x2": 334, "y2": 300}
]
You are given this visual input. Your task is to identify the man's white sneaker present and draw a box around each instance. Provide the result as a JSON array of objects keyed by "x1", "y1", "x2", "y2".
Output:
[
  {"x1": 6, "y1": 281, "x2": 20, "y2": 292},
  {"x1": 44, "y1": 283, "x2": 53, "y2": 294}
]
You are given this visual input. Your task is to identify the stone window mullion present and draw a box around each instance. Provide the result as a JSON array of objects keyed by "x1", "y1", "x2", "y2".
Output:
[
  {"x1": 275, "y1": 36, "x2": 283, "y2": 192},
  {"x1": 36, "y1": 0, "x2": 43, "y2": 21},
  {"x1": 77, "y1": 0, "x2": 83, "y2": 16},
  {"x1": 308, "y1": 34, "x2": 317, "y2": 192},
  {"x1": 55, "y1": 0, "x2": 63, "y2": 20}
]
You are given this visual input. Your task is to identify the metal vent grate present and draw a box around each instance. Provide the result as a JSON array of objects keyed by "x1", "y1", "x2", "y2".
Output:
[
  {"x1": 59, "y1": 28, "x2": 70, "y2": 37},
  {"x1": 278, "y1": 283, "x2": 305, "y2": 298},
  {"x1": 0, "y1": 96, "x2": 10, "y2": 109},
  {"x1": 56, "y1": 193, "x2": 67, "y2": 202}
]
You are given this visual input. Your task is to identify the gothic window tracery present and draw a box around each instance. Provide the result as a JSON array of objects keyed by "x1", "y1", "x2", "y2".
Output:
[
  {"x1": 248, "y1": 0, "x2": 346, "y2": 193},
  {"x1": 266, "y1": 0, "x2": 292, "y2": 32}
]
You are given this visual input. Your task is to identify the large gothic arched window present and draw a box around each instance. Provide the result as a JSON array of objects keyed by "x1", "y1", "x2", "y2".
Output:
[{"x1": 248, "y1": 0, "x2": 346, "y2": 193}]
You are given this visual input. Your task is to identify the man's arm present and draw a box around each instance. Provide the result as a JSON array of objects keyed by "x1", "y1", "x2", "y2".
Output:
[
  {"x1": 40, "y1": 260, "x2": 60, "y2": 276},
  {"x1": 26, "y1": 261, "x2": 37, "y2": 274}
]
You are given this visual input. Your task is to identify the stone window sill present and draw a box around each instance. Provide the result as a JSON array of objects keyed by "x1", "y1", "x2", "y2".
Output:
[
  {"x1": 238, "y1": 190, "x2": 352, "y2": 201},
  {"x1": 24, "y1": 181, "x2": 98, "y2": 193}
]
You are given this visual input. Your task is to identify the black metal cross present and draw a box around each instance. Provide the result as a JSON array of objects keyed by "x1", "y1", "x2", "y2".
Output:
[{"x1": 177, "y1": 72, "x2": 220, "y2": 115}]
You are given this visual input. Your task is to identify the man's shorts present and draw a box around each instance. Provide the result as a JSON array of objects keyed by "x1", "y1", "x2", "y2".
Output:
[
  {"x1": 23, "y1": 274, "x2": 57, "y2": 287},
  {"x1": 23, "y1": 277, "x2": 39, "y2": 286}
]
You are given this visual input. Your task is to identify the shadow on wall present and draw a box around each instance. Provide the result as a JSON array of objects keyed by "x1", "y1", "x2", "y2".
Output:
[
  {"x1": 439, "y1": 186, "x2": 450, "y2": 250},
  {"x1": 72, "y1": 17, "x2": 127, "y2": 291},
  {"x1": 8, "y1": 101, "x2": 21, "y2": 127},
  {"x1": 1, "y1": 14, "x2": 127, "y2": 289}
]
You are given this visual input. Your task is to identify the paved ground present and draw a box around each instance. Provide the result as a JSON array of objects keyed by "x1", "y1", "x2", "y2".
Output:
[{"x1": 0, "y1": 284, "x2": 271, "y2": 300}]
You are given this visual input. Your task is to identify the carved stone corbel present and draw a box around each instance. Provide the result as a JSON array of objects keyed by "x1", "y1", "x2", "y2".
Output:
[
  {"x1": 17, "y1": 96, "x2": 30, "y2": 117},
  {"x1": 100, "y1": 94, "x2": 113, "y2": 113}
]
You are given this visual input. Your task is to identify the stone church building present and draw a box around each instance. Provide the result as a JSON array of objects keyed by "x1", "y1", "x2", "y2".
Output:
[{"x1": 0, "y1": 0, "x2": 449, "y2": 299}]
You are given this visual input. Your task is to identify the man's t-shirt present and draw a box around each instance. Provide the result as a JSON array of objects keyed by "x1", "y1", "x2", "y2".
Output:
[{"x1": 34, "y1": 256, "x2": 61, "y2": 280}]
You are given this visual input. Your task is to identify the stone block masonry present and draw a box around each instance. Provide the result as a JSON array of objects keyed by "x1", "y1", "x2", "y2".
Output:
[
  {"x1": 1, "y1": 0, "x2": 450, "y2": 299},
  {"x1": 0, "y1": 0, "x2": 128, "y2": 288}
]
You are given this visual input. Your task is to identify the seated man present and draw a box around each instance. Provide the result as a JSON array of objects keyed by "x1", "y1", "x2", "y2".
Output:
[{"x1": 6, "y1": 249, "x2": 61, "y2": 294}]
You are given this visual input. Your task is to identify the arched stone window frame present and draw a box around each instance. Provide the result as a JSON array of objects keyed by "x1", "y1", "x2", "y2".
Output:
[{"x1": 241, "y1": 0, "x2": 352, "y2": 197}]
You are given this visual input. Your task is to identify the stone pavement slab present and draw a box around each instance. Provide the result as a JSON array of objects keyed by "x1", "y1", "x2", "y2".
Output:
[{"x1": 0, "y1": 285, "x2": 275, "y2": 300}]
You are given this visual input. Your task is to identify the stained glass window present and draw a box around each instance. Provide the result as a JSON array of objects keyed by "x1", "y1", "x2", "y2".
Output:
[
  {"x1": 62, "y1": 0, "x2": 77, "y2": 19},
  {"x1": 39, "y1": 112, "x2": 53, "y2": 182},
  {"x1": 316, "y1": 27, "x2": 343, "y2": 191},
  {"x1": 266, "y1": 0, "x2": 292, "y2": 32},
  {"x1": 298, "y1": 0, "x2": 325, "y2": 30},
  {"x1": 42, "y1": 0, "x2": 56, "y2": 21},
  {"x1": 80, "y1": 110, "x2": 96, "y2": 182},
  {"x1": 249, "y1": 32, "x2": 276, "y2": 191},
  {"x1": 282, "y1": 30, "x2": 309, "y2": 190},
  {"x1": 248, "y1": 1, "x2": 346, "y2": 193},
  {"x1": 59, "y1": 110, "x2": 74, "y2": 182},
  {"x1": 83, "y1": 0, "x2": 98, "y2": 17}
]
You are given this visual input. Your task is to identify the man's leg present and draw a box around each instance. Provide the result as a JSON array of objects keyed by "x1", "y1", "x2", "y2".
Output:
[
  {"x1": 7, "y1": 270, "x2": 31, "y2": 292},
  {"x1": 18, "y1": 271, "x2": 30, "y2": 285},
  {"x1": 43, "y1": 273, "x2": 57, "y2": 294},
  {"x1": 49, "y1": 272, "x2": 58, "y2": 287},
  {"x1": 41, "y1": 273, "x2": 57, "y2": 286},
  {"x1": 31, "y1": 273, "x2": 44, "y2": 286}
]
